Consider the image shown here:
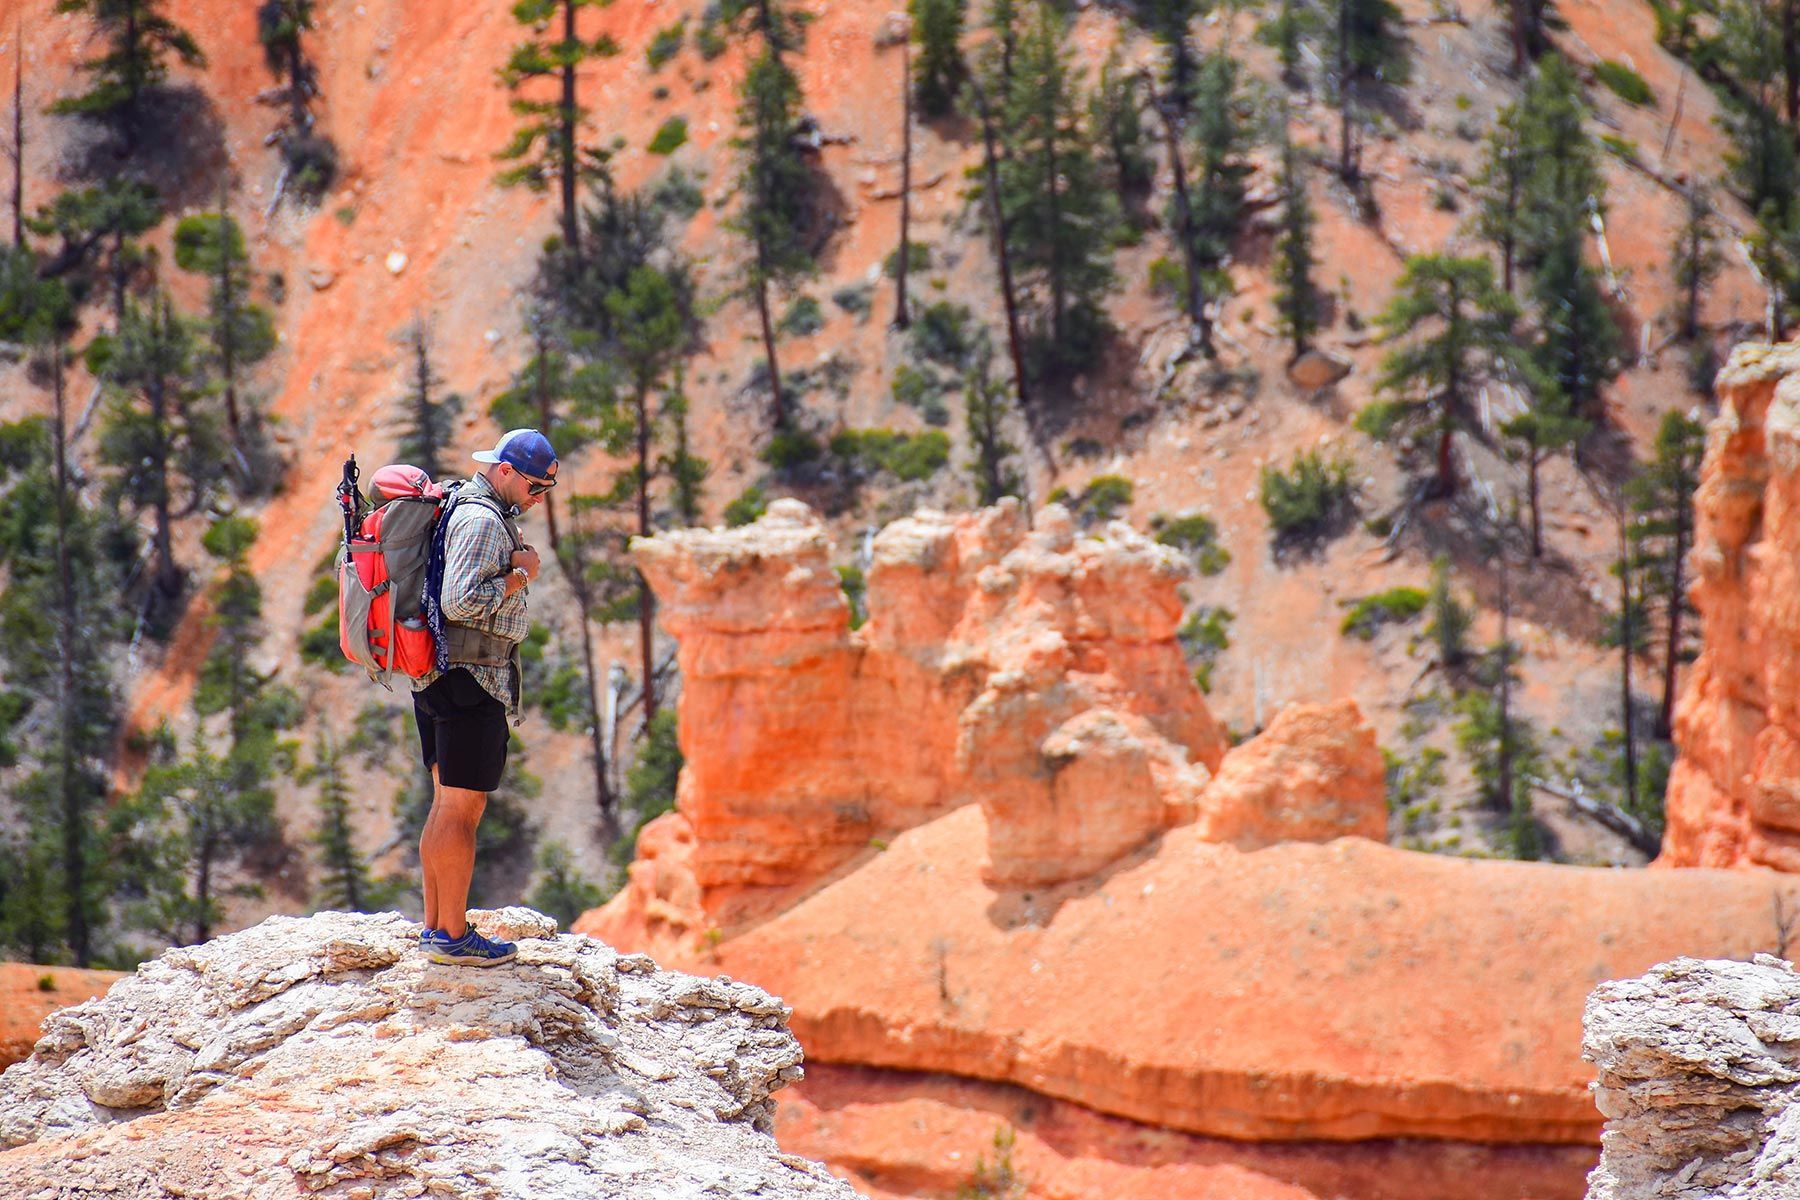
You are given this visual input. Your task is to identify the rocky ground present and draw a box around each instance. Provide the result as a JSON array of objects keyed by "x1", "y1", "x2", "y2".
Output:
[
  {"x1": 1584, "y1": 954, "x2": 1800, "y2": 1199},
  {"x1": 0, "y1": 907, "x2": 852, "y2": 1200}
]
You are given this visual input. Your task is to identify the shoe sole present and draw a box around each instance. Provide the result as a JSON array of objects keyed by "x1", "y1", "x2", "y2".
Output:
[{"x1": 426, "y1": 948, "x2": 517, "y2": 967}]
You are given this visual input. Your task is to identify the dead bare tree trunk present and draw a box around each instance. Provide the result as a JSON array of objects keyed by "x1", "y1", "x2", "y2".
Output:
[
  {"x1": 894, "y1": 35, "x2": 912, "y2": 330},
  {"x1": 969, "y1": 75, "x2": 1032, "y2": 411}
]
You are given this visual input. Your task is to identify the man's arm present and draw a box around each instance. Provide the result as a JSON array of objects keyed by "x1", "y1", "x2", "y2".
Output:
[{"x1": 439, "y1": 507, "x2": 520, "y2": 623}]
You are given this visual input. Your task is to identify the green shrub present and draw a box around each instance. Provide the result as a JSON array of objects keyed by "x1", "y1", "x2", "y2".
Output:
[
  {"x1": 302, "y1": 574, "x2": 337, "y2": 617},
  {"x1": 1340, "y1": 586, "x2": 1429, "y2": 639},
  {"x1": 650, "y1": 167, "x2": 705, "y2": 219},
  {"x1": 830, "y1": 428, "x2": 950, "y2": 482},
  {"x1": 910, "y1": 300, "x2": 974, "y2": 367},
  {"x1": 833, "y1": 283, "x2": 874, "y2": 316},
  {"x1": 299, "y1": 612, "x2": 346, "y2": 670},
  {"x1": 760, "y1": 428, "x2": 822, "y2": 471},
  {"x1": 1354, "y1": 399, "x2": 1406, "y2": 440},
  {"x1": 1147, "y1": 255, "x2": 1186, "y2": 297},
  {"x1": 1593, "y1": 59, "x2": 1653, "y2": 106},
  {"x1": 1259, "y1": 449, "x2": 1357, "y2": 541},
  {"x1": 647, "y1": 115, "x2": 688, "y2": 155},
  {"x1": 1154, "y1": 512, "x2": 1230, "y2": 576},
  {"x1": 891, "y1": 363, "x2": 950, "y2": 426},
  {"x1": 696, "y1": 15, "x2": 727, "y2": 59},
  {"x1": 724, "y1": 484, "x2": 768, "y2": 527},
  {"x1": 779, "y1": 294, "x2": 825, "y2": 336},
  {"x1": 883, "y1": 240, "x2": 931, "y2": 278},
  {"x1": 1599, "y1": 133, "x2": 1640, "y2": 160},
  {"x1": 646, "y1": 20, "x2": 686, "y2": 69},
  {"x1": 837, "y1": 564, "x2": 868, "y2": 629},
  {"x1": 1425, "y1": 556, "x2": 1472, "y2": 667},
  {"x1": 1083, "y1": 474, "x2": 1135, "y2": 521},
  {"x1": 1179, "y1": 606, "x2": 1234, "y2": 693},
  {"x1": 528, "y1": 840, "x2": 609, "y2": 927}
]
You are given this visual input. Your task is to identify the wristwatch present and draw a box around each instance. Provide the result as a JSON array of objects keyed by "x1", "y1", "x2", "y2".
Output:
[{"x1": 510, "y1": 567, "x2": 529, "y2": 588}]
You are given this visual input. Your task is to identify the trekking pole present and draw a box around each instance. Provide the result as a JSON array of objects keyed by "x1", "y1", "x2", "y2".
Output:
[{"x1": 337, "y1": 454, "x2": 361, "y2": 545}]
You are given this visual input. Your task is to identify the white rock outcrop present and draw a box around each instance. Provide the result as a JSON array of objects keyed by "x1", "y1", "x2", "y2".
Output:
[
  {"x1": 0, "y1": 907, "x2": 854, "y2": 1200},
  {"x1": 1584, "y1": 954, "x2": 1800, "y2": 1199}
]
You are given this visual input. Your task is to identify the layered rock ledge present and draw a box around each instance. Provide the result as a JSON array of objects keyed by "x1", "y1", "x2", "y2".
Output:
[
  {"x1": 1584, "y1": 954, "x2": 1800, "y2": 1198},
  {"x1": 0, "y1": 908, "x2": 852, "y2": 1200}
]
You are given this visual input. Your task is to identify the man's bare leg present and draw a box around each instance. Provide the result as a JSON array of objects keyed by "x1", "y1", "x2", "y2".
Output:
[
  {"x1": 420, "y1": 765, "x2": 440, "y2": 927},
  {"x1": 420, "y1": 777, "x2": 487, "y2": 940}
]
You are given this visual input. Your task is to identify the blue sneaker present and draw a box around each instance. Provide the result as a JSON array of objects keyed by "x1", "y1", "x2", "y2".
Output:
[
  {"x1": 427, "y1": 927, "x2": 518, "y2": 967},
  {"x1": 419, "y1": 926, "x2": 447, "y2": 949}
]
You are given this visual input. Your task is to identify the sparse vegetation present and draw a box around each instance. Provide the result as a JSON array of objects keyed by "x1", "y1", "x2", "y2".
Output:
[
  {"x1": 647, "y1": 115, "x2": 689, "y2": 155},
  {"x1": 1153, "y1": 512, "x2": 1230, "y2": 575},
  {"x1": 830, "y1": 428, "x2": 951, "y2": 482},
  {"x1": 1340, "y1": 587, "x2": 1428, "y2": 639},
  {"x1": 1259, "y1": 449, "x2": 1357, "y2": 544},
  {"x1": 1592, "y1": 58, "x2": 1654, "y2": 106}
]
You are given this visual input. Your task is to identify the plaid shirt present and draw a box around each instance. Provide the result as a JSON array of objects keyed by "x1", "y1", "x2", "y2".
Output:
[{"x1": 412, "y1": 474, "x2": 528, "y2": 713}]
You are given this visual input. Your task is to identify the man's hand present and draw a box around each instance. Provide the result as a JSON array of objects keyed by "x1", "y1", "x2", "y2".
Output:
[{"x1": 511, "y1": 546, "x2": 541, "y2": 581}]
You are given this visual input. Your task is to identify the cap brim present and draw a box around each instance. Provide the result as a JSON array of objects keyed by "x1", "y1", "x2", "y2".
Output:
[{"x1": 471, "y1": 451, "x2": 501, "y2": 463}]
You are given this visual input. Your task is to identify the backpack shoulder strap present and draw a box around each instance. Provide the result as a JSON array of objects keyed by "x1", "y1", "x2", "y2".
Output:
[{"x1": 440, "y1": 480, "x2": 523, "y2": 551}]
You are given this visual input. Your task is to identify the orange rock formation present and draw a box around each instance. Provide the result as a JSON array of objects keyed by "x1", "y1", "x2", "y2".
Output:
[
  {"x1": 581, "y1": 501, "x2": 1799, "y2": 1161},
  {"x1": 1197, "y1": 698, "x2": 1386, "y2": 848},
  {"x1": 587, "y1": 499, "x2": 1248, "y2": 953},
  {"x1": 1663, "y1": 344, "x2": 1800, "y2": 869}
]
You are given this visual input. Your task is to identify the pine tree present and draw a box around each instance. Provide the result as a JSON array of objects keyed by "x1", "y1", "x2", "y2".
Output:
[
  {"x1": 1504, "y1": 0, "x2": 1561, "y2": 73},
  {"x1": 136, "y1": 514, "x2": 299, "y2": 945},
  {"x1": 732, "y1": 46, "x2": 814, "y2": 428},
  {"x1": 1599, "y1": 482, "x2": 1649, "y2": 814},
  {"x1": 1184, "y1": 51, "x2": 1253, "y2": 317},
  {"x1": 393, "y1": 317, "x2": 464, "y2": 480},
  {"x1": 491, "y1": 316, "x2": 614, "y2": 820},
  {"x1": 964, "y1": 339, "x2": 1025, "y2": 505},
  {"x1": 1363, "y1": 254, "x2": 1527, "y2": 496},
  {"x1": 911, "y1": 0, "x2": 966, "y2": 118},
  {"x1": 1089, "y1": 48, "x2": 1155, "y2": 215},
  {"x1": 93, "y1": 290, "x2": 219, "y2": 619},
  {"x1": 1140, "y1": 0, "x2": 1202, "y2": 113},
  {"x1": 1671, "y1": 186, "x2": 1723, "y2": 344},
  {"x1": 0, "y1": 345, "x2": 132, "y2": 966},
  {"x1": 174, "y1": 206, "x2": 277, "y2": 488},
  {"x1": 602, "y1": 262, "x2": 694, "y2": 723},
  {"x1": 1325, "y1": 0, "x2": 1409, "y2": 182},
  {"x1": 1258, "y1": 0, "x2": 1320, "y2": 88},
  {"x1": 998, "y1": 5, "x2": 1116, "y2": 369},
  {"x1": 1628, "y1": 411, "x2": 1705, "y2": 740},
  {"x1": 659, "y1": 364, "x2": 708, "y2": 525},
  {"x1": 1528, "y1": 229, "x2": 1622, "y2": 419},
  {"x1": 306, "y1": 730, "x2": 382, "y2": 912},
  {"x1": 1499, "y1": 388, "x2": 1587, "y2": 558},
  {"x1": 1513, "y1": 56, "x2": 1603, "y2": 273},
  {"x1": 1144, "y1": 0, "x2": 1214, "y2": 350},
  {"x1": 9, "y1": 34, "x2": 25, "y2": 250},
  {"x1": 257, "y1": 0, "x2": 335, "y2": 199},
  {"x1": 496, "y1": 0, "x2": 620, "y2": 261},
  {"x1": 30, "y1": 179, "x2": 162, "y2": 322},
  {"x1": 1272, "y1": 124, "x2": 1320, "y2": 362},
  {"x1": 985, "y1": 0, "x2": 1022, "y2": 91},
  {"x1": 965, "y1": 68, "x2": 1033, "y2": 410},
  {"x1": 1425, "y1": 554, "x2": 1472, "y2": 669},
  {"x1": 1470, "y1": 101, "x2": 1527, "y2": 294},
  {"x1": 1747, "y1": 199, "x2": 1800, "y2": 340},
  {"x1": 528, "y1": 839, "x2": 607, "y2": 925},
  {"x1": 49, "y1": 0, "x2": 206, "y2": 153}
]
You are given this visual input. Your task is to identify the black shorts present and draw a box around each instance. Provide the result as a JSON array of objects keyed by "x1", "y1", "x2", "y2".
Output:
[{"x1": 413, "y1": 668, "x2": 510, "y2": 792}]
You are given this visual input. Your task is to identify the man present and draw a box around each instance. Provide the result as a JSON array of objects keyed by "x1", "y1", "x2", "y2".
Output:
[{"x1": 413, "y1": 428, "x2": 558, "y2": 966}]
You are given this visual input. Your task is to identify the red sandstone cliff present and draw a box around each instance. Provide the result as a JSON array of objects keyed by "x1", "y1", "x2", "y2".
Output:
[{"x1": 1663, "y1": 344, "x2": 1800, "y2": 869}]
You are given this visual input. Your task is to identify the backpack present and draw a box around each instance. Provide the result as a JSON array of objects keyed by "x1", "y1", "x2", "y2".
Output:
[{"x1": 334, "y1": 456, "x2": 506, "y2": 685}]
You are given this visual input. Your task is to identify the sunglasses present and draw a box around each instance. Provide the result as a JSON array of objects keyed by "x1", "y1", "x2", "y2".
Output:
[{"x1": 510, "y1": 465, "x2": 558, "y2": 495}]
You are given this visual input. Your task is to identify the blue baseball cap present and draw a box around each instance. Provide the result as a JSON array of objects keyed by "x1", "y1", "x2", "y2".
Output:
[{"x1": 472, "y1": 428, "x2": 558, "y2": 477}]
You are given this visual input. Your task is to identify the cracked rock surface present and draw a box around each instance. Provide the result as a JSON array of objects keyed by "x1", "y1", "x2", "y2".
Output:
[
  {"x1": 1584, "y1": 954, "x2": 1800, "y2": 1199},
  {"x1": 0, "y1": 908, "x2": 853, "y2": 1200}
]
